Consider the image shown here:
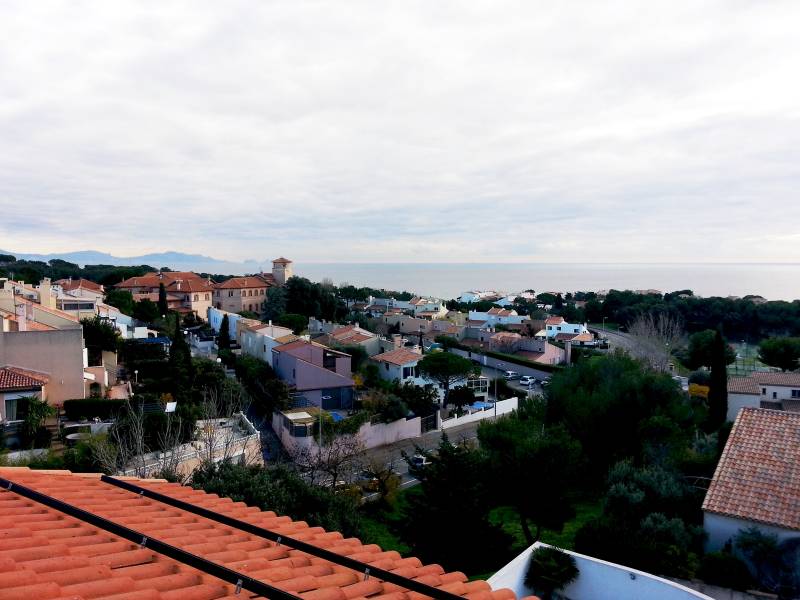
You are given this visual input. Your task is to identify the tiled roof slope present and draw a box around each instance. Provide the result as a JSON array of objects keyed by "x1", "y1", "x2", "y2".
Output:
[
  {"x1": 727, "y1": 377, "x2": 760, "y2": 395},
  {"x1": 371, "y1": 349, "x2": 421, "y2": 366},
  {"x1": 0, "y1": 367, "x2": 48, "y2": 392},
  {"x1": 702, "y1": 408, "x2": 800, "y2": 530},
  {"x1": 0, "y1": 467, "x2": 516, "y2": 600}
]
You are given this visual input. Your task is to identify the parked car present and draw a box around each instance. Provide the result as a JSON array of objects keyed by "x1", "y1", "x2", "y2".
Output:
[
  {"x1": 356, "y1": 471, "x2": 380, "y2": 493},
  {"x1": 503, "y1": 370, "x2": 520, "y2": 380},
  {"x1": 541, "y1": 379, "x2": 551, "y2": 387},
  {"x1": 519, "y1": 375, "x2": 537, "y2": 387}
]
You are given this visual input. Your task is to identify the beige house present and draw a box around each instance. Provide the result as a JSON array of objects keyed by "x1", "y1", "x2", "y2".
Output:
[
  {"x1": 0, "y1": 292, "x2": 86, "y2": 406},
  {"x1": 115, "y1": 271, "x2": 214, "y2": 320},
  {"x1": 212, "y1": 257, "x2": 294, "y2": 316}
]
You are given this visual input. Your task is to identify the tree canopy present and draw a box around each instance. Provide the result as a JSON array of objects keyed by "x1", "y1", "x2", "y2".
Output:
[
  {"x1": 758, "y1": 337, "x2": 800, "y2": 372},
  {"x1": 417, "y1": 352, "x2": 478, "y2": 400}
]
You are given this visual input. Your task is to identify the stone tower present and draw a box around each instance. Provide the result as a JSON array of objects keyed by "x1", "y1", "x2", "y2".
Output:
[{"x1": 271, "y1": 257, "x2": 293, "y2": 286}]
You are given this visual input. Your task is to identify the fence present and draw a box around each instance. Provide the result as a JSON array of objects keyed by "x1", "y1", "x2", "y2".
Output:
[{"x1": 440, "y1": 396, "x2": 519, "y2": 430}]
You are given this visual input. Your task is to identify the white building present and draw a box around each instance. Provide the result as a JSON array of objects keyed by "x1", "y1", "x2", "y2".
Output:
[
  {"x1": 703, "y1": 408, "x2": 800, "y2": 551},
  {"x1": 490, "y1": 542, "x2": 713, "y2": 600},
  {"x1": 240, "y1": 321, "x2": 297, "y2": 367},
  {"x1": 467, "y1": 307, "x2": 528, "y2": 326},
  {"x1": 458, "y1": 290, "x2": 498, "y2": 304},
  {"x1": 726, "y1": 371, "x2": 800, "y2": 422},
  {"x1": 544, "y1": 316, "x2": 588, "y2": 339},
  {"x1": 370, "y1": 347, "x2": 426, "y2": 387}
]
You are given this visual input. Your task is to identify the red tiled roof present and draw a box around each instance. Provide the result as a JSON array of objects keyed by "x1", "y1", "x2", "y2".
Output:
[
  {"x1": 702, "y1": 408, "x2": 800, "y2": 530},
  {"x1": 728, "y1": 377, "x2": 761, "y2": 395},
  {"x1": 214, "y1": 276, "x2": 272, "y2": 290},
  {"x1": 545, "y1": 316, "x2": 564, "y2": 325},
  {"x1": 491, "y1": 332, "x2": 521, "y2": 341},
  {"x1": 554, "y1": 333, "x2": 578, "y2": 342},
  {"x1": 371, "y1": 348, "x2": 421, "y2": 366},
  {"x1": 750, "y1": 372, "x2": 800, "y2": 388},
  {"x1": 272, "y1": 257, "x2": 293, "y2": 264},
  {"x1": 56, "y1": 278, "x2": 103, "y2": 293},
  {"x1": 116, "y1": 272, "x2": 207, "y2": 289},
  {"x1": 0, "y1": 367, "x2": 49, "y2": 392},
  {"x1": 166, "y1": 279, "x2": 214, "y2": 294},
  {"x1": 0, "y1": 467, "x2": 516, "y2": 600}
]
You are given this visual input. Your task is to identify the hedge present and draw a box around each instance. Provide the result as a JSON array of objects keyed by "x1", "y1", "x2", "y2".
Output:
[{"x1": 63, "y1": 399, "x2": 127, "y2": 421}]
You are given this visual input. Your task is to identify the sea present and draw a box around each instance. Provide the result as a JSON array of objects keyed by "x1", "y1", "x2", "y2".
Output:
[{"x1": 293, "y1": 263, "x2": 800, "y2": 302}]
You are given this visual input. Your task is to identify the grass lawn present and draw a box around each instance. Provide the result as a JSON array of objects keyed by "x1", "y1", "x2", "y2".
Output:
[
  {"x1": 489, "y1": 499, "x2": 603, "y2": 554},
  {"x1": 588, "y1": 322, "x2": 621, "y2": 332}
]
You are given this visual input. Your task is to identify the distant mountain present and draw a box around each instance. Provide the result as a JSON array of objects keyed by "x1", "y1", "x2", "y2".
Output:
[{"x1": 0, "y1": 249, "x2": 264, "y2": 275}]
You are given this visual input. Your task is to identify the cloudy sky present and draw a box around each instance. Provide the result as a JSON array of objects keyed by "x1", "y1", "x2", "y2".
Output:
[{"x1": 1, "y1": 1, "x2": 799, "y2": 263}]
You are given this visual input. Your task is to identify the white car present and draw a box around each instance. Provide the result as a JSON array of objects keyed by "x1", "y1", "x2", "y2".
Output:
[
  {"x1": 503, "y1": 370, "x2": 520, "y2": 380},
  {"x1": 519, "y1": 375, "x2": 537, "y2": 387}
]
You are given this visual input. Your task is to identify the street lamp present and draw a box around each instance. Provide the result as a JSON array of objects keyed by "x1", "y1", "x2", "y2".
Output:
[
  {"x1": 134, "y1": 369, "x2": 138, "y2": 384},
  {"x1": 495, "y1": 361, "x2": 504, "y2": 418},
  {"x1": 602, "y1": 316, "x2": 606, "y2": 332}
]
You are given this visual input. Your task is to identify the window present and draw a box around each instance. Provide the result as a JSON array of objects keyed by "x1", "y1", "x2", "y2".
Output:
[
  {"x1": 260, "y1": 289, "x2": 265, "y2": 295},
  {"x1": 773, "y1": 391, "x2": 778, "y2": 399},
  {"x1": 557, "y1": 326, "x2": 562, "y2": 331},
  {"x1": 385, "y1": 363, "x2": 390, "y2": 371},
  {"x1": 228, "y1": 291, "x2": 234, "y2": 297},
  {"x1": 762, "y1": 387, "x2": 766, "y2": 395},
  {"x1": 193, "y1": 294, "x2": 199, "y2": 301},
  {"x1": 793, "y1": 390, "x2": 800, "y2": 399},
  {"x1": 4, "y1": 398, "x2": 19, "y2": 421},
  {"x1": 249, "y1": 290, "x2": 253, "y2": 297},
  {"x1": 205, "y1": 294, "x2": 209, "y2": 300}
]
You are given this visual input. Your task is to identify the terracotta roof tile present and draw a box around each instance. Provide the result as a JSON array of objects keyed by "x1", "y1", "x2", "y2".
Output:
[
  {"x1": 544, "y1": 317, "x2": 564, "y2": 325},
  {"x1": 702, "y1": 408, "x2": 800, "y2": 530},
  {"x1": 0, "y1": 468, "x2": 514, "y2": 600},
  {"x1": 214, "y1": 276, "x2": 272, "y2": 290},
  {"x1": 727, "y1": 377, "x2": 761, "y2": 395},
  {"x1": 750, "y1": 372, "x2": 800, "y2": 388},
  {"x1": 0, "y1": 367, "x2": 49, "y2": 392},
  {"x1": 55, "y1": 278, "x2": 104, "y2": 293},
  {"x1": 371, "y1": 349, "x2": 421, "y2": 366}
]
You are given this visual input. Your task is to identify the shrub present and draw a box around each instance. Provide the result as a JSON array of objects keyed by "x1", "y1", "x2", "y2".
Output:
[
  {"x1": 698, "y1": 551, "x2": 755, "y2": 590},
  {"x1": 524, "y1": 546, "x2": 579, "y2": 599}
]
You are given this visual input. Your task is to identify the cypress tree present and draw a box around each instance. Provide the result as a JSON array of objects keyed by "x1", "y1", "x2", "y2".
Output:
[
  {"x1": 158, "y1": 282, "x2": 168, "y2": 316},
  {"x1": 218, "y1": 314, "x2": 231, "y2": 350},
  {"x1": 707, "y1": 328, "x2": 729, "y2": 430}
]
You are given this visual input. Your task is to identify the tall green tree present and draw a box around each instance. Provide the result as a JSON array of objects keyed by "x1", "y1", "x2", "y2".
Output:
[
  {"x1": 169, "y1": 314, "x2": 193, "y2": 402},
  {"x1": 480, "y1": 402, "x2": 582, "y2": 544},
  {"x1": 104, "y1": 289, "x2": 135, "y2": 316},
  {"x1": 418, "y1": 352, "x2": 478, "y2": 402},
  {"x1": 81, "y1": 316, "x2": 120, "y2": 365},
  {"x1": 758, "y1": 337, "x2": 800, "y2": 372},
  {"x1": 218, "y1": 314, "x2": 231, "y2": 350},
  {"x1": 158, "y1": 282, "x2": 168, "y2": 316},
  {"x1": 401, "y1": 437, "x2": 511, "y2": 572},
  {"x1": 707, "y1": 329, "x2": 729, "y2": 429},
  {"x1": 680, "y1": 329, "x2": 736, "y2": 370},
  {"x1": 133, "y1": 299, "x2": 160, "y2": 323}
]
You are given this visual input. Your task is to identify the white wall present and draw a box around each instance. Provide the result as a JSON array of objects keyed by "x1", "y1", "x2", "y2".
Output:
[
  {"x1": 727, "y1": 393, "x2": 759, "y2": 422},
  {"x1": 273, "y1": 412, "x2": 423, "y2": 451},
  {"x1": 440, "y1": 397, "x2": 518, "y2": 429},
  {"x1": 704, "y1": 512, "x2": 800, "y2": 552},
  {"x1": 488, "y1": 543, "x2": 714, "y2": 600}
]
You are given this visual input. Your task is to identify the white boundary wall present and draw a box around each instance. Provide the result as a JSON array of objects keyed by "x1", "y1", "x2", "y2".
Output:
[
  {"x1": 488, "y1": 543, "x2": 714, "y2": 600},
  {"x1": 440, "y1": 397, "x2": 518, "y2": 430}
]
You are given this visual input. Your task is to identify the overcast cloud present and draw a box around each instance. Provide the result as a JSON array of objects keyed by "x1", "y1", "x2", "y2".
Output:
[{"x1": 1, "y1": 1, "x2": 799, "y2": 263}]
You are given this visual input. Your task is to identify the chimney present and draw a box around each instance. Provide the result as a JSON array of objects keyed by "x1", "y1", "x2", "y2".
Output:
[
  {"x1": 392, "y1": 334, "x2": 402, "y2": 350},
  {"x1": 39, "y1": 277, "x2": 55, "y2": 309},
  {"x1": 176, "y1": 281, "x2": 181, "y2": 291},
  {"x1": 15, "y1": 302, "x2": 27, "y2": 332}
]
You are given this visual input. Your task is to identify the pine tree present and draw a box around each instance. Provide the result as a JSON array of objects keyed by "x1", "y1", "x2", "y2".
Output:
[{"x1": 707, "y1": 328, "x2": 729, "y2": 430}]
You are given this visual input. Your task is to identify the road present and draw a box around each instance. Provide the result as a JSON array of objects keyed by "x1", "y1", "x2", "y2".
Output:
[{"x1": 589, "y1": 327, "x2": 637, "y2": 353}]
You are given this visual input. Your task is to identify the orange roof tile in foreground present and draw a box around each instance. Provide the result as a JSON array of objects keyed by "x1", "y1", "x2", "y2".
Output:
[{"x1": 0, "y1": 467, "x2": 519, "y2": 600}]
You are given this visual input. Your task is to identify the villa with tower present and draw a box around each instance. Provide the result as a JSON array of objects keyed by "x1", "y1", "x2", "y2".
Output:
[{"x1": 212, "y1": 257, "x2": 293, "y2": 316}]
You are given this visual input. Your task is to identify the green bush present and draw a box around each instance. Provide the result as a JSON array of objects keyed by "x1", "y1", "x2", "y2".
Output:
[
  {"x1": 524, "y1": 546, "x2": 579, "y2": 599},
  {"x1": 63, "y1": 399, "x2": 127, "y2": 421},
  {"x1": 697, "y1": 551, "x2": 755, "y2": 590}
]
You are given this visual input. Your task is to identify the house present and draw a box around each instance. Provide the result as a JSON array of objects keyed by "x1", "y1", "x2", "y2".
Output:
[
  {"x1": 490, "y1": 331, "x2": 523, "y2": 353},
  {"x1": 0, "y1": 367, "x2": 49, "y2": 427},
  {"x1": 468, "y1": 307, "x2": 529, "y2": 327},
  {"x1": 544, "y1": 316, "x2": 589, "y2": 339},
  {"x1": 213, "y1": 275, "x2": 272, "y2": 315},
  {"x1": 240, "y1": 321, "x2": 296, "y2": 366},
  {"x1": 0, "y1": 466, "x2": 514, "y2": 600},
  {"x1": 272, "y1": 339, "x2": 355, "y2": 409},
  {"x1": 370, "y1": 347, "x2": 425, "y2": 386},
  {"x1": 311, "y1": 323, "x2": 381, "y2": 356},
  {"x1": 703, "y1": 408, "x2": 800, "y2": 551},
  {"x1": 458, "y1": 290, "x2": 499, "y2": 303},
  {"x1": 407, "y1": 296, "x2": 448, "y2": 319},
  {"x1": 0, "y1": 291, "x2": 86, "y2": 405},
  {"x1": 54, "y1": 277, "x2": 105, "y2": 302},
  {"x1": 727, "y1": 371, "x2": 800, "y2": 421},
  {"x1": 116, "y1": 271, "x2": 214, "y2": 320}
]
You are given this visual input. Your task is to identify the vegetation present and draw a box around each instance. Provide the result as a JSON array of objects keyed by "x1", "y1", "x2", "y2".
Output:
[
  {"x1": 758, "y1": 337, "x2": 800, "y2": 371},
  {"x1": 524, "y1": 546, "x2": 579, "y2": 600},
  {"x1": 192, "y1": 461, "x2": 362, "y2": 538},
  {"x1": 63, "y1": 398, "x2": 127, "y2": 421},
  {"x1": 0, "y1": 255, "x2": 155, "y2": 287},
  {"x1": 707, "y1": 329, "x2": 729, "y2": 431},
  {"x1": 218, "y1": 314, "x2": 231, "y2": 349},
  {"x1": 678, "y1": 329, "x2": 736, "y2": 370},
  {"x1": 417, "y1": 352, "x2": 478, "y2": 401},
  {"x1": 104, "y1": 289, "x2": 135, "y2": 315},
  {"x1": 81, "y1": 316, "x2": 121, "y2": 365}
]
